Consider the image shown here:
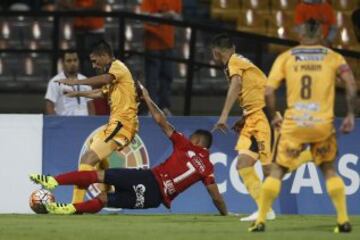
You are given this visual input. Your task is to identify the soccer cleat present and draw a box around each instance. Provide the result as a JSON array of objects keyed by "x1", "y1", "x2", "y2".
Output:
[
  {"x1": 334, "y1": 222, "x2": 352, "y2": 233},
  {"x1": 29, "y1": 173, "x2": 58, "y2": 191},
  {"x1": 248, "y1": 222, "x2": 265, "y2": 232},
  {"x1": 240, "y1": 209, "x2": 276, "y2": 222},
  {"x1": 46, "y1": 202, "x2": 76, "y2": 215}
]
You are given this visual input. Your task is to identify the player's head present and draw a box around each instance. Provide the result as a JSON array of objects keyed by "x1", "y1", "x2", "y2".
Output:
[
  {"x1": 210, "y1": 33, "x2": 235, "y2": 64},
  {"x1": 298, "y1": 18, "x2": 322, "y2": 43},
  {"x1": 190, "y1": 129, "x2": 213, "y2": 149},
  {"x1": 61, "y1": 50, "x2": 79, "y2": 75},
  {"x1": 89, "y1": 40, "x2": 114, "y2": 74}
]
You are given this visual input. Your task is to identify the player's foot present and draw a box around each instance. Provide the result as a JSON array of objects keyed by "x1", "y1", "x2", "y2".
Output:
[
  {"x1": 240, "y1": 209, "x2": 276, "y2": 222},
  {"x1": 334, "y1": 222, "x2": 352, "y2": 233},
  {"x1": 29, "y1": 174, "x2": 58, "y2": 191},
  {"x1": 248, "y1": 222, "x2": 265, "y2": 232},
  {"x1": 46, "y1": 202, "x2": 76, "y2": 215}
]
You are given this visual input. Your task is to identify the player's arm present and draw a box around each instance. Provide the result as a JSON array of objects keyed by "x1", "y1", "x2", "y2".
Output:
[
  {"x1": 265, "y1": 86, "x2": 282, "y2": 129},
  {"x1": 206, "y1": 182, "x2": 228, "y2": 216},
  {"x1": 56, "y1": 74, "x2": 114, "y2": 87},
  {"x1": 140, "y1": 84, "x2": 174, "y2": 137},
  {"x1": 87, "y1": 100, "x2": 96, "y2": 115},
  {"x1": 45, "y1": 100, "x2": 56, "y2": 115},
  {"x1": 64, "y1": 89, "x2": 104, "y2": 99},
  {"x1": 338, "y1": 64, "x2": 357, "y2": 133},
  {"x1": 213, "y1": 75, "x2": 242, "y2": 133}
]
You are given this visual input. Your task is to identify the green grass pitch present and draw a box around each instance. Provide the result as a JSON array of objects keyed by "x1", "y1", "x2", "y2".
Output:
[{"x1": 0, "y1": 214, "x2": 359, "y2": 240}]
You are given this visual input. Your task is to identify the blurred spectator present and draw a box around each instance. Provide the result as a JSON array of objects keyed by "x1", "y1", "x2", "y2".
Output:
[
  {"x1": 140, "y1": 0, "x2": 182, "y2": 116},
  {"x1": 45, "y1": 50, "x2": 95, "y2": 116},
  {"x1": 295, "y1": 0, "x2": 337, "y2": 46},
  {"x1": 58, "y1": 0, "x2": 109, "y2": 115},
  {"x1": 352, "y1": 8, "x2": 360, "y2": 42},
  {"x1": 0, "y1": 0, "x2": 54, "y2": 11}
]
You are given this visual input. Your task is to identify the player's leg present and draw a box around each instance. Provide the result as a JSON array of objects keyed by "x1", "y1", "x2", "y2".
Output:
[
  {"x1": 250, "y1": 135, "x2": 302, "y2": 232},
  {"x1": 313, "y1": 135, "x2": 351, "y2": 233}
]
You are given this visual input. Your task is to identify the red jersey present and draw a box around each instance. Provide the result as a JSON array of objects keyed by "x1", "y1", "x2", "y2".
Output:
[{"x1": 151, "y1": 131, "x2": 215, "y2": 208}]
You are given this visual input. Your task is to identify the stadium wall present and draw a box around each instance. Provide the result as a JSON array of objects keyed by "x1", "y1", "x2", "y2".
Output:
[
  {"x1": 0, "y1": 115, "x2": 359, "y2": 214},
  {"x1": 0, "y1": 115, "x2": 43, "y2": 213}
]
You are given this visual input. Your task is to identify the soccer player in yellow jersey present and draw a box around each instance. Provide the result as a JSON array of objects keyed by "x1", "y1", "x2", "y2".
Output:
[
  {"x1": 249, "y1": 19, "x2": 356, "y2": 233},
  {"x1": 57, "y1": 40, "x2": 139, "y2": 203},
  {"x1": 211, "y1": 34, "x2": 276, "y2": 221}
]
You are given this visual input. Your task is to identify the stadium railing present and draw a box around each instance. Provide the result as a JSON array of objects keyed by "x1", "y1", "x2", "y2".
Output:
[{"x1": 0, "y1": 10, "x2": 359, "y2": 115}]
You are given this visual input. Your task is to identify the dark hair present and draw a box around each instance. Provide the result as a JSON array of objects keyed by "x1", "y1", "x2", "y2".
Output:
[
  {"x1": 61, "y1": 50, "x2": 78, "y2": 61},
  {"x1": 303, "y1": 18, "x2": 321, "y2": 38},
  {"x1": 90, "y1": 40, "x2": 113, "y2": 57},
  {"x1": 210, "y1": 33, "x2": 234, "y2": 49},
  {"x1": 193, "y1": 129, "x2": 213, "y2": 149}
]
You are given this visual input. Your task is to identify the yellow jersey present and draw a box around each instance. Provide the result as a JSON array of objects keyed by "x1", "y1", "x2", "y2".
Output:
[
  {"x1": 267, "y1": 45, "x2": 347, "y2": 142},
  {"x1": 102, "y1": 60, "x2": 139, "y2": 130},
  {"x1": 225, "y1": 53, "x2": 266, "y2": 116}
]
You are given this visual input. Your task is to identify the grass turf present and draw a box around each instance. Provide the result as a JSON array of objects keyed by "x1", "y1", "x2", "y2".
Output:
[{"x1": 0, "y1": 214, "x2": 358, "y2": 240}]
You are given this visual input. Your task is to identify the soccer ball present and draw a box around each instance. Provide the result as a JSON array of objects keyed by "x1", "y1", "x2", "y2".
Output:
[{"x1": 29, "y1": 189, "x2": 55, "y2": 214}]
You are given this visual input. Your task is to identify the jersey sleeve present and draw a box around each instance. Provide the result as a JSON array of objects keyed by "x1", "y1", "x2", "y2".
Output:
[
  {"x1": 332, "y1": 52, "x2": 347, "y2": 70},
  {"x1": 108, "y1": 61, "x2": 125, "y2": 85},
  {"x1": 45, "y1": 80, "x2": 60, "y2": 103},
  {"x1": 169, "y1": 131, "x2": 189, "y2": 148},
  {"x1": 202, "y1": 173, "x2": 215, "y2": 186},
  {"x1": 228, "y1": 58, "x2": 244, "y2": 78},
  {"x1": 267, "y1": 52, "x2": 287, "y2": 89}
]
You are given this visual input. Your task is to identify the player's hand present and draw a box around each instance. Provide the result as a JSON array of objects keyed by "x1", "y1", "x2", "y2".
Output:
[
  {"x1": 271, "y1": 112, "x2": 283, "y2": 130},
  {"x1": 231, "y1": 116, "x2": 245, "y2": 134},
  {"x1": 340, "y1": 113, "x2": 355, "y2": 134},
  {"x1": 212, "y1": 121, "x2": 229, "y2": 134},
  {"x1": 56, "y1": 78, "x2": 78, "y2": 86},
  {"x1": 63, "y1": 90, "x2": 78, "y2": 98}
]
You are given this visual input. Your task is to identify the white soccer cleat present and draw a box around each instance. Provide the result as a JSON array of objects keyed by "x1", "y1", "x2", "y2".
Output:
[{"x1": 240, "y1": 209, "x2": 276, "y2": 222}]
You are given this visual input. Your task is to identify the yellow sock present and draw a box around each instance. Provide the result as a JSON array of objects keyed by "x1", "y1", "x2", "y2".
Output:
[
  {"x1": 238, "y1": 167, "x2": 262, "y2": 207},
  {"x1": 257, "y1": 177, "x2": 281, "y2": 224},
  {"x1": 326, "y1": 176, "x2": 349, "y2": 224},
  {"x1": 71, "y1": 163, "x2": 94, "y2": 204}
]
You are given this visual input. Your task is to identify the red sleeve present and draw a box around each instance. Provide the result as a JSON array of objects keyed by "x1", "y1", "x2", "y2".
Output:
[
  {"x1": 202, "y1": 174, "x2": 215, "y2": 186},
  {"x1": 169, "y1": 131, "x2": 189, "y2": 147}
]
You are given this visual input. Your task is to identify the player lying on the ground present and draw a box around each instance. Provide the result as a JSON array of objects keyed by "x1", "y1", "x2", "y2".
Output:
[{"x1": 30, "y1": 85, "x2": 228, "y2": 216}]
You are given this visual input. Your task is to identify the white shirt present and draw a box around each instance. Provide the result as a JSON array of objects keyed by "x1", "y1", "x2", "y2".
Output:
[{"x1": 45, "y1": 72, "x2": 92, "y2": 116}]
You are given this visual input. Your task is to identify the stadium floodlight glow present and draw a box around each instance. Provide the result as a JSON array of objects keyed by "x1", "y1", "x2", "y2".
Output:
[
  {"x1": 25, "y1": 57, "x2": 34, "y2": 75},
  {"x1": 341, "y1": 28, "x2": 349, "y2": 43},
  {"x1": 276, "y1": 11, "x2": 283, "y2": 27},
  {"x1": 105, "y1": 4, "x2": 113, "y2": 22},
  {"x1": 30, "y1": 41, "x2": 38, "y2": 58},
  {"x1": 220, "y1": 0, "x2": 227, "y2": 8},
  {"x1": 63, "y1": 23, "x2": 72, "y2": 41},
  {"x1": 246, "y1": 10, "x2": 253, "y2": 26},
  {"x1": 0, "y1": 58, "x2": 3, "y2": 74},
  {"x1": 32, "y1": 21, "x2": 41, "y2": 40},
  {"x1": 2, "y1": 22, "x2": 10, "y2": 40},
  {"x1": 61, "y1": 41, "x2": 69, "y2": 50},
  {"x1": 57, "y1": 59, "x2": 64, "y2": 73},
  {"x1": 336, "y1": 11, "x2": 343, "y2": 28},
  {"x1": 182, "y1": 43, "x2": 189, "y2": 59},
  {"x1": 250, "y1": 0, "x2": 259, "y2": 8},
  {"x1": 280, "y1": 0, "x2": 288, "y2": 8},
  {"x1": 277, "y1": 27, "x2": 285, "y2": 39},
  {"x1": 185, "y1": 28, "x2": 191, "y2": 41},
  {"x1": 179, "y1": 63, "x2": 186, "y2": 77},
  {"x1": 209, "y1": 60, "x2": 217, "y2": 78},
  {"x1": 125, "y1": 25, "x2": 133, "y2": 41}
]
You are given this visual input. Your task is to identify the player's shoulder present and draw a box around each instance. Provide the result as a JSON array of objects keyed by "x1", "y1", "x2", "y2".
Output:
[
  {"x1": 48, "y1": 72, "x2": 65, "y2": 84},
  {"x1": 229, "y1": 53, "x2": 252, "y2": 65}
]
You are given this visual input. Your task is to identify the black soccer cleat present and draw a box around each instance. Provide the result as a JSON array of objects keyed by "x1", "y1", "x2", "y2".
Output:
[
  {"x1": 334, "y1": 222, "x2": 352, "y2": 233},
  {"x1": 248, "y1": 222, "x2": 265, "y2": 232}
]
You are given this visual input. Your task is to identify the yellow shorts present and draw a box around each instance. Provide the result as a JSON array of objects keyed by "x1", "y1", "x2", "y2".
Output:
[
  {"x1": 235, "y1": 109, "x2": 272, "y2": 165},
  {"x1": 274, "y1": 133, "x2": 337, "y2": 171},
  {"x1": 90, "y1": 120, "x2": 137, "y2": 160}
]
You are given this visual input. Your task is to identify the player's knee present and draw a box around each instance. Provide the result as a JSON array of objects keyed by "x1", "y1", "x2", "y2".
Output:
[
  {"x1": 97, "y1": 192, "x2": 108, "y2": 204},
  {"x1": 319, "y1": 162, "x2": 336, "y2": 179},
  {"x1": 80, "y1": 150, "x2": 100, "y2": 166},
  {"x1": 269, "y1": 163, "x2": 286, "y2": 179},
  {"x1": 236, "y1": 154, "x2": 256, "y2": 170}
]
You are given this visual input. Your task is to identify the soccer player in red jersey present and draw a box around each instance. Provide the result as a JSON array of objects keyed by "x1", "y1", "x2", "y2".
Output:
[{"x1": 30, "y1": 85, "x2": 228, "y2": 216}]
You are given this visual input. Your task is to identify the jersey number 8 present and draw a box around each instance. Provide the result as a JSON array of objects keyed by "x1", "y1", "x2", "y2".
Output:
[{"x1": 301, "y1": 75, "x2": 312, "y2": 99}]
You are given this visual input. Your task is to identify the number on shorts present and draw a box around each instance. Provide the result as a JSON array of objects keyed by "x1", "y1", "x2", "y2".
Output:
[{"x1": 173, "y1": 162, "x2": 196, "y2": 183}]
